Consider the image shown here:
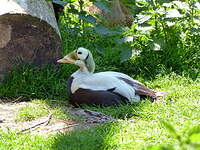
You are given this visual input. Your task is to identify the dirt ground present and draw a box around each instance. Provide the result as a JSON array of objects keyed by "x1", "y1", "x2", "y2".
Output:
[{"x1": 0, "y1": 101, "x2": 116, "y2": 135}]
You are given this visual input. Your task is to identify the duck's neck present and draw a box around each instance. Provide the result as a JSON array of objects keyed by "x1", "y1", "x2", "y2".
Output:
[
  {"x1": 73, "y1": 53, "x2": 95, "y2": 76},
  {"x1": 72, "y1": 67, "x2": 91, "y2": 78},
  {"x1": 85, "y1": 51, "x2": 95, "y2": 73},
  {"x1": 80, "y1": 59, "x2": 95, "y2": 74},
  {"x1": 79, "y1": 66, "x2": 90, "y2": 74}
]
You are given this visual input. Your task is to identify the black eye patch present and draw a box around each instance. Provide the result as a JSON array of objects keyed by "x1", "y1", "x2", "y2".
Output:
[{"x1": 77, "y1": 51, "x2": 82, "y2": 54}]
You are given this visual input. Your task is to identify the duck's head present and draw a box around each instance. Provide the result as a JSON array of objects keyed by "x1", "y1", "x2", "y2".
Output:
[{"x1": 57, "y1": 47, "x2": 95, "y2": 73}]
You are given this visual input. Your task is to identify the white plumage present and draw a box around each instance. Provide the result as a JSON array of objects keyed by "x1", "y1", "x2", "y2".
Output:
[{"x1": 71, "y1": 71, "x2": 140, "y2": 102}]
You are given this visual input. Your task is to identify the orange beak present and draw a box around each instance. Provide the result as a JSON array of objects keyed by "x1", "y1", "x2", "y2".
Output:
[
  {"x1": 57, "y1": 58, "x2": 73, "y2": 63},
  {"x1": 57, "y1": 51, "x2": 78, "y2": 64}
]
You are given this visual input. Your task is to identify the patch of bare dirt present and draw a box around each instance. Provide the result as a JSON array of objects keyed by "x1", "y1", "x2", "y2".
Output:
[{"x1": 0, "y1": 101, "x2": 116, "y2": 135}]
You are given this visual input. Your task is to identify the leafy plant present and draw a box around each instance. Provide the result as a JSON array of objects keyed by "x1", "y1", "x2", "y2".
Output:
[
  {"x1": 56, "y1": 0, "x2": 200, "y2": 78},
  {"x1": 147, "y1": 121, "x2": 200, "y2": 150}
]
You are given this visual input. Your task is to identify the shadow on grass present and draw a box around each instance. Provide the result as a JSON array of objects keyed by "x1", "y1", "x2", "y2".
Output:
[
  {"x1": 0, "y1": 64, "x2": 75, "y2": 101},
  {"x1": 50, "y1": 121, "x2": 123, "y2": 150},
  {"x1": 48, "y1": 101, "x2": 152, "y2": 150},
  {"x1": 47, "y1": 100, "x2": 146, "y2": 150}
]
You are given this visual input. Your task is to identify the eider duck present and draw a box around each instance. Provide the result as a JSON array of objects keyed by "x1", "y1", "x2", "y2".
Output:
[{"x1": 57, "y1": 47, "x2": 164, "y2": 106}]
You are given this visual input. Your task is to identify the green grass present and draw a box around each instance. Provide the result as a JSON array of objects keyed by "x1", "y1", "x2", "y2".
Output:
[
  {"x1": 15, "y1": 100, "x2": 82, "y2": 122},
  {"x1": 15, "y1": 100, "x2": 49, "y2": 122},
  {"x1": 0, "y1": 74, "x2": 199, "y2": 150}
]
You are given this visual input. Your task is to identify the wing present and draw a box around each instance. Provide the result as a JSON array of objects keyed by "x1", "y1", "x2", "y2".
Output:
[
  {"x1": 96, "y1": 71, "x2": 143, "y2": 87},
  {"x1": 96, "y1": 71, "x2": 156, "y2": 99},
  {"x1": 71, "y1": 73, "x2": 137, "y2": 101}
]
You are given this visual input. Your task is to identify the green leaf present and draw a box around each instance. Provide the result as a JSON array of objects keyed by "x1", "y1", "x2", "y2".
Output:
[
  {"x1": 164, "y1": 18, "x2": 176, "y2": 27},
  {"x1": 52, "y1": 0, "x2": 68, "y2": 6},
  {"x1": 163, "y1": 2, "x2": 173, "y2": 8},
  {"x1": 136, "y1": 0, "x2": 149, "y2": 8},
  {"x1": 156, "y1": 8, "x2": 165, "y2": 15},
  {"x1": 188, "y1": 126, "x2": 200, "y2": 137},
  {"x1": 94, "y1": 24, "x2": 114, "y2": 37},
  {"x1": 151, "y1": 43, "x2": 161, "y2": 51},
  {"x1": 116, "y1": 36, "x2": 134, "y2": 44},
  {"x1": 162, "y1": 121, "x2": 177, "y2": 134},
  {"x1": 173, "y1": 1, "x2": 189, "y2": 10},
  {"x1": 194, "y1": 18, "x2": 200, "y2": 24},
  {"x1": 165, "y1": 9, "x2": 183, "y2": 18},
  {"x1": 191, "y1": 27, "x2": 200, "y2": 35},
  {"x1": 68, "y1": 5, "x2": 79, "y2": 14},
  {"x1": 137, "y1": 14, "x2": 151, "y2": 24},
  {"x1": 150, "y1": 38, "x2": 166, "y2": 51},
  {"x1": 136, "y1": 25, "x2": 153, "y2": 32},
  {"x1": 147, "y1": 145, "x2": 175, "y2": 150},
  {"x1": 190, "y1": 133, "x2": 200, "y2": 143},
  {"x1": 117, "y1": 44, "x2": 132, "y2": 63},
  {"x1": 161, "y1": 121, "x2": 181, "y2": 141},
  {"x1": 192, "y1": 2, "x2": 200, "y2": 9},
  {"x1": 94, "y1": 0, "x2": 110, "y2": 13},
  {"x1": 79, "y1": 15, "x2": 97, "y2": 25}
]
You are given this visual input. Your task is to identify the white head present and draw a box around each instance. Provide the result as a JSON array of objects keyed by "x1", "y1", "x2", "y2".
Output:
[
  {"x1": 57, "y1": 47, "x2": 95, "y2": 73},
  {"x1": 76, "y1": 47, "x2": 89, "y2": 60}
]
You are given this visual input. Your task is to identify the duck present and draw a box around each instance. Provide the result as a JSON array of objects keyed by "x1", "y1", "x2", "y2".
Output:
[{"x1": 57, "y1": 47, "x2": 165, "y2": 107}]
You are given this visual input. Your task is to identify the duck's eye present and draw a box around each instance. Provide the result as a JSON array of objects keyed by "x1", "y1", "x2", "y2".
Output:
[{"x1": 78, "y1": 51, "x2": 82, "y2": 55}]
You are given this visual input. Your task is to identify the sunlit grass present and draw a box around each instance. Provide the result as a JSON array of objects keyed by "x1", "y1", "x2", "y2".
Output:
[
  {"x1": 15, "y1": 101, "x2": 49, "y2": 122},
  {"x1": 0, "y1": 74, "x2": 199, "y2": 150},
  {"x1": 14, "y1": 99, "x2": 81, "y2": 122}
]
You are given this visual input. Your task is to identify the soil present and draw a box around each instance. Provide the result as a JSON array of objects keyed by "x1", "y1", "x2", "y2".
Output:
[{"x1": 0, "y1": 101, "x2": 116, "y2": 135}]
